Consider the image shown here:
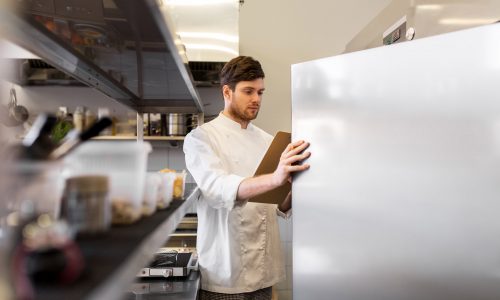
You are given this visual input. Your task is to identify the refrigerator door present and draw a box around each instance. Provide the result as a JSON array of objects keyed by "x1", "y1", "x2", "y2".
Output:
[{"x1": 292, "y1": 23, "x2": 500, "y2": 300}]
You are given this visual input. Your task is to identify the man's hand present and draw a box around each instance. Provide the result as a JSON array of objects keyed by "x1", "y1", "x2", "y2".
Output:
[
  {"x1": 236, "y1": 140, "x2": 311, "y2": 201},
  {"x1": 272, "y1": 140, "x2": 311, "y2": 187}
]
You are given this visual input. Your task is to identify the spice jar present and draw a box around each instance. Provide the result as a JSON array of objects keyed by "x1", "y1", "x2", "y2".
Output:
[
  {"x1": 60, "y1": 175, "x2": 110, "y2": 234},
  {"x1": 73, "y1": 106, "x2": 85, "y2": 132}
]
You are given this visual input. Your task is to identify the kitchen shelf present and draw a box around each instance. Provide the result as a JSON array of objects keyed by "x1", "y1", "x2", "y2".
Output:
[
  {"x1": 169, "y1": 232, "x2": 197, "y2": 237},
  {"x1": 0, "y1": 1, "x2": 204, "y2": 114},
  {"x1": 34, "y1": 184, "x2": 200, "y2": 300},
  {"x1": 92, "y1": 136, "x2": 185, "y2": 141}
]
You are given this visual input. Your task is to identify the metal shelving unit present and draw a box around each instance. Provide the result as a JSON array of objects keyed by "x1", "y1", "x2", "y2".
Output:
[
  {"x1": 34, "y1": 184, "x2": 200, "y2": 300},
  {"x1": 0, "y1": 3, "x2": 203, "y2": 299},
  {"x1": 0, "y1": 1, "x2": 204, "y2": 114}
]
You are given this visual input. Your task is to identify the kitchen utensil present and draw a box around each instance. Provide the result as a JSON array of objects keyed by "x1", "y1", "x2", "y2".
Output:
[
  {"x1": 1, "y1": 88, "x2": 29, "y2": 127},
  {"x1": 9, "y1": 88, "x2": 29, "y2": 124},
  {"x1": 167, "y1": 113, "x2": 186, "y2": 136},
  {"x1": 49, "y1": 117, "x2": 112, "y2": 160},
  {"x1": 139, "y1": 252, "x2": 197, "y2": 278},
  {"x1": 16, "y1": 113, "x2": 57, "y2": 160}
]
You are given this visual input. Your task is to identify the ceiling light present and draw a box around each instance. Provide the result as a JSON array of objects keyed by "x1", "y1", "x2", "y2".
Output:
[
  {"x1": 184, "y1": 43, "x2": 238, "y2": 55},
  {"x1": 165, "y1": 0, "x2": 235, "y2": 7},
  {"x1": 178, "y1": 32, "x2": 238, "y2": 43},
  {"x1": 416, "y1": 4, "x2": 442, "y2": 11},
  {"x1": 439, "y1": 18, "x2": 498, "y2": 25}
]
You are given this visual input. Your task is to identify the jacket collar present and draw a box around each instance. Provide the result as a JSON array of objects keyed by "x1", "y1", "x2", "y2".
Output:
[{"x1": 216, "y1": 112, "x2": 254, "y2": 131}]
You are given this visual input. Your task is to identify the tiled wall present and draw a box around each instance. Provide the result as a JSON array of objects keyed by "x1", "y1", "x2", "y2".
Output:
[{"x1": 147, "y1": 142, "x2": 187, "y2": 173}]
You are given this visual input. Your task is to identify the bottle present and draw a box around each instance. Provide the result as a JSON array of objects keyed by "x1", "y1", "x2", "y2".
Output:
[
  {"x1": 73, "y1": 106, "x2": 85, "y2": 132},
  {"x1": 143, "y1": 113, "x2": 150, "y2": 136},
  {"x1": 97, "y1": 107, "x2": 112, "y2": 136},
  {"x1": 84, "y1": 109, "x2": 96, "y2": 130}
]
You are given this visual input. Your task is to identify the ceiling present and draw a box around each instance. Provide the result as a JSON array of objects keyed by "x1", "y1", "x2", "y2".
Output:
[{"x1": 159, "y1": 0, "x2": 239, "y2": 62}]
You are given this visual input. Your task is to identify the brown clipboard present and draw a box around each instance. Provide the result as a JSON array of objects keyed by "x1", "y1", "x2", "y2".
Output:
[{"x1": 249, "y1": 131, "x2": 291, "y2": 204}]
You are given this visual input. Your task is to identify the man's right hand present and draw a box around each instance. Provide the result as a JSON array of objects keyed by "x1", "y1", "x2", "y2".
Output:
[
  {"x1": 236, "y1": 140, "x2": 310, "y2": 201},
  {"x1": 272, "y1": 140, "x2": 311, "y2": 187}
]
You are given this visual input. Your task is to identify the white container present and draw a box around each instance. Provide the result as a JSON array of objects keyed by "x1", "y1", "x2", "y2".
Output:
[
  {"x1": 158, "y1": 172, "x2": 176, "y2": 209},
  {"x1": 4, "y1": 160, "x2": 65, "y2": 219},
  {"x1": 173, "y1": 170, "x2": 187, "y2": 199},
  {"x1": 143, "y1": 173, "x2": 160, "y2": 216},
  {"x1": 64, "y1": 141, "x2": 152, "y2": 224}
]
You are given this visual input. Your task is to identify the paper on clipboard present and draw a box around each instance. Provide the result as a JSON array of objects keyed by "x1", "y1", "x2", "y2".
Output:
[{"x1": 249, "y1": 131, "x2": 291, "y2": 204}]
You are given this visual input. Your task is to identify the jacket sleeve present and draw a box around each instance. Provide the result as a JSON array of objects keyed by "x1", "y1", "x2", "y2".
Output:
[{"x1": 183, "y1": 127, "x2": 245, "y2": 210}]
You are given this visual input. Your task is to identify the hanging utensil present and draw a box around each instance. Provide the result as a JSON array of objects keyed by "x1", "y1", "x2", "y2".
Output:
[{"x1": 3, "y1": 87, "x2": 29, "y2": 127}]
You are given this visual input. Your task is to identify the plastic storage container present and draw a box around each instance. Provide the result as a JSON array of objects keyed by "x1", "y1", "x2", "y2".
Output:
[
  {"x1": 172, "y1": 170, "x2": 187, "y2": 199},
  {"x1": 157, "y1": 172, "x2": 176, "y2": 209},
  {"x1": 4, "y1": 160, "x2": 65, "y2": 219},
  {"x1": 143, "y1": 173, "x2": 160, "y2": 216},
  {"x1": 64, "y1": 141, "x2": 152, "y2": 224}
]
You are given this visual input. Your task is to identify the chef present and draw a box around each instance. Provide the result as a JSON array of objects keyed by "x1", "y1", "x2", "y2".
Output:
[{"x1": 184, "y1": 56, "x2": 310, "y2": 300}]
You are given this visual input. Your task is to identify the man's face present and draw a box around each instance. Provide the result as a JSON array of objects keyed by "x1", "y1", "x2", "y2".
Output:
[{"x1": 223, "y1": 78, "x2": 265, "y2": 122}]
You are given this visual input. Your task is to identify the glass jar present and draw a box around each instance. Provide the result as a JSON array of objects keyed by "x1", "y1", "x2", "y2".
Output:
[{"x1": 60, "y1": 175, "x2": 110, "y2": 235}]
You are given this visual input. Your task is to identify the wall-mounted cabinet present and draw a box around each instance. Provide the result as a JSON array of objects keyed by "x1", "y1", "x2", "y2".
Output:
[{"x1": 0, "y1": 0, "x2": 205, "y2": 114}]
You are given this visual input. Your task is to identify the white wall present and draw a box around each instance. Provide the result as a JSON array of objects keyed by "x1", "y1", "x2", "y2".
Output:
[
  {"x1": 240, "y1": 0, "x2": 392, "y2": 135},
  {"x1": 239, "y1": 1, "x2": 392, "y2": 299}
]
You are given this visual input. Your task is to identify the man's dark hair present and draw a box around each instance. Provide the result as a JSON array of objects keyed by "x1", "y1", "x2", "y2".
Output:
[{"x1": 219, "y1": 56, "x2": 265, "y2": 90}]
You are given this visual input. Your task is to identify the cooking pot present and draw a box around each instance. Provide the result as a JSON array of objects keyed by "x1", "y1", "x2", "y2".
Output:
[{"x1": 167, "y1": 113, "x2": 186, "y2": 136}]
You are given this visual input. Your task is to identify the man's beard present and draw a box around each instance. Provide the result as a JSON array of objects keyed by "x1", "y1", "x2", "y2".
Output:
[{"x1": 229, "y1": 104, "x2": 259, "y2": 122}]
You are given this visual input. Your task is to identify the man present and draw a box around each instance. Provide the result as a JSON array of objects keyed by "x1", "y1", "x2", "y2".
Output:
[{"x1": 183, "y1": 56, "x2": 310, "y2": 299}]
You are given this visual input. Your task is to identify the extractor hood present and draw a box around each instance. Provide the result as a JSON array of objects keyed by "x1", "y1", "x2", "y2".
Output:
[{"x1": 0, "y1": 0, "x2": 225, "y2": 114}]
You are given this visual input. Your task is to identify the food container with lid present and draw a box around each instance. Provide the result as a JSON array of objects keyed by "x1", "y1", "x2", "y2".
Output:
[
  {"x1": 143, "y1": 173, "x2": 161, "y2": 216},
  {"x1": 157, "y1": 172, "x2": 176, "y2": 209},
  {"x1": 60, "y1": 175, "x2": 110, "y2": 234},
  {"x1": 64, "y1": 141, "x2": 152, "y2": 224}
]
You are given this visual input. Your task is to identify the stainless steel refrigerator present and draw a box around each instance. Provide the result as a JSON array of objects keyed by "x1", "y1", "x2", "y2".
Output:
[{"x1": 292, "y1": 23, "x2": 500, "y2": 300}]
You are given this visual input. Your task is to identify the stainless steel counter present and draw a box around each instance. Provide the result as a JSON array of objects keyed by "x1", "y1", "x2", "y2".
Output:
[{"x1": 123, "y1": 271, "x2": 200, "y2": 300}]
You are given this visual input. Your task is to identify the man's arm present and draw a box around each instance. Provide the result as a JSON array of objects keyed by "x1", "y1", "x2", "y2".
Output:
[
  {"x1": 184, "y1": 129, "x2": 246, "y2": 210},
  {"x1": 236, "y1": 139, "x2": 310, "y2": 201}
]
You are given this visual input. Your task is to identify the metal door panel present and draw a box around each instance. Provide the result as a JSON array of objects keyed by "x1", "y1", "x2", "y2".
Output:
[{"x1": 292, "y1": 23, "x2": 500, "y2": 300}]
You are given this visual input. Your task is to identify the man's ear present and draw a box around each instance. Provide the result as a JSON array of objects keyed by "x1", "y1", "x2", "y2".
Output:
[{"x1": 222, "y1": 85, "x2": 232, "y2": 101}]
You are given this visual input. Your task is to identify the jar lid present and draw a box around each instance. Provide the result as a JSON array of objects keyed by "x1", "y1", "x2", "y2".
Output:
[{"x1": 65, "y1": 175, "x2": 109, "y2": 192}]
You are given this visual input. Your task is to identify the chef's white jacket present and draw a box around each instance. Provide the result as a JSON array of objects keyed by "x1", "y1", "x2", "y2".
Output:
[{"x1": 183, "y1": 113, "x2": 289, "y2": 293}]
